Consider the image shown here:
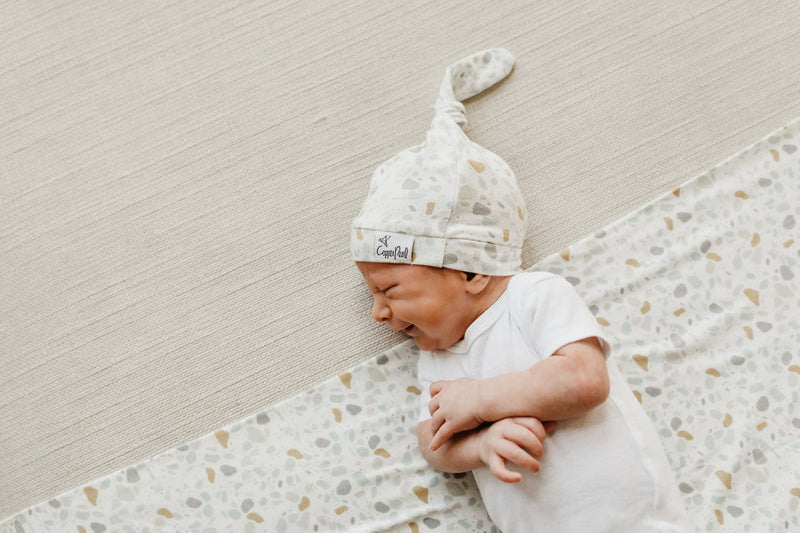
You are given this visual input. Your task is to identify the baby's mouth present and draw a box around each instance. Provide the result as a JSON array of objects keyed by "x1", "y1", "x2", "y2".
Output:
[{"x1": 403, "y1": 324, "x2": 415, "y2": 335}]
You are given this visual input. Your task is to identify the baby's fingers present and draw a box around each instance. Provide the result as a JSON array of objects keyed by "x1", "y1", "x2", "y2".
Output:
[
  {"x1": 427, "y1": 395, "x2": 440, "y2": 416},
  {"x1": 429, "y1": 381, "x2": 445, "y2": 397},
  {"x1": 507, "y1": 425, "x2": 544, "y2": 459},
  {"x1": 511, "y1": 417, "x2": 548, "y2": 443},
  {"x1": 428, "y1": 422, "x2": 455, "y2": 452},
  {"x1": 487, "y1": 453, "x2": 522, "y2": 483},
  {"x1": 428, "y1": 411, "x2": 445, "y2": 445},
  {"x1": 500, "y1": 441, "x2": 542, "y2": 474}
]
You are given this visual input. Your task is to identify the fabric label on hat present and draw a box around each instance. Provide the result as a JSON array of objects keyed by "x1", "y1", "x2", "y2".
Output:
[{"x1": 372, "y1": 232, "x2": 414, "y2": 263}]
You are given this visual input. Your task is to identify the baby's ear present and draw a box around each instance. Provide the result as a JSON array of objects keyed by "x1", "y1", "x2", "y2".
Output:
[{"x1": 463, "y1": 272, "x2": 493, "y2": 294}]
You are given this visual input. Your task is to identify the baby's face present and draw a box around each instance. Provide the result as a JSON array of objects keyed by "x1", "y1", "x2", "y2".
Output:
[{"x1": 356, "y1": 262, "x2": 474, "y2": 351}]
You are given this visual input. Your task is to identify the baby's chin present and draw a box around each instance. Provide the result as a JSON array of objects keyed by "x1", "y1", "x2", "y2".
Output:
[
  {"x1": 410, "y1": 335, "x2": 452, "y2": 352},
  {"x1": 408, "y1": 332, "x2": 434, "y2": 351},
  {"x1": 412, "y1": 339, "x2": 434, "y2": 351}
]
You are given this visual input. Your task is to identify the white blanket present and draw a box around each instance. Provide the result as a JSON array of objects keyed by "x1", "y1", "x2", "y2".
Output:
[{"x1": 3, "y1": 118, "x2": 799, "y2": 532}]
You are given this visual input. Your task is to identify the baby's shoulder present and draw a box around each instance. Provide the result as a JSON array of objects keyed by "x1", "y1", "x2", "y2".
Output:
[
  {"x1": 506, "y1": 271, "x2": 577, "y2": 316},
  {"x1": 508, "y1": 270, "x2": 566, "y2": 293}
]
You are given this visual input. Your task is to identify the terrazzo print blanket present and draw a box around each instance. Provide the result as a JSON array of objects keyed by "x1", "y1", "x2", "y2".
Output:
[{"x1": 3, "y1": 120, "x2": 800, "y2": 532}]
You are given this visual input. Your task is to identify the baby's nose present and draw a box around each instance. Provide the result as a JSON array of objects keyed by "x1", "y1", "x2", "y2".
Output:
[{"x1": 371, "y1": 294, "x2": 391, "y2": 322}]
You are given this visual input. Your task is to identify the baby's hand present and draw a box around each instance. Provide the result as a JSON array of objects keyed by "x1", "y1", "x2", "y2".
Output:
[
  {"x1": 428, "y1": 378, "x2": 484, "y2": 451},
  {"x1": 478, "y1": 417, "x2": 547, "y2": 483}
]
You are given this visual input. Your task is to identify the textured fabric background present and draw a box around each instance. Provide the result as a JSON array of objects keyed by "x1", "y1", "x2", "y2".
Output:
[{"x1": 2, "y1": 0, "x2": 800, "y2": 518}]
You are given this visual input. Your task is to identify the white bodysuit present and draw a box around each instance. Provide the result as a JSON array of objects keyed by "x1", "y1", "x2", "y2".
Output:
[{"x1": 417, "y1": 272, "x2": 691, "y2": 533}]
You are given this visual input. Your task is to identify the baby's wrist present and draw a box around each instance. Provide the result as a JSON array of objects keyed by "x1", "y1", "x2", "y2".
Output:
[
  {"x1": 475, "y1": 425, "x2": 492, "y2": 465},
  {"x1": 475, "y1": 379, "x2": 499, "y2": 423}
]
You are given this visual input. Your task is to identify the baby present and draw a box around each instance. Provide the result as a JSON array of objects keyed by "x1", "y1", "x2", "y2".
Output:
[{"x1": 351, "y1": 49, "x2": 690, "y2": 532}]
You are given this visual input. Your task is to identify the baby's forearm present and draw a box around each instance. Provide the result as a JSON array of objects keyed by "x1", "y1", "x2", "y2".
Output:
[
  {"x1": 479, "y1": 338, "x2": 609, "y2": 423},
  {"x1": 417, "y1": 419, "x2": 484, "y2": 473}
]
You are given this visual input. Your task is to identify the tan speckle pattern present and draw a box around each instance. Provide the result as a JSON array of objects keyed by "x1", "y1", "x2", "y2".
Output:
[
  {"x1": 412, "y1": 486, "x2": 428, "y2": 504},
  {"x1": 468, "y1": 160, "x2": 485, "y2": 173},
  {"x1": 83, "y1": 486, "x2": 98, "y2": 506},
  {"x1": 287, "y1": 449, "x2": 303, "y2": 459},
  {"x1": 744, "y1": 288, "x2": 760, "y2": 306},
  {"x1": 214, "y1": 430, "x2": 229, "y2": 449},
  {"x1": 723, "y1": 413, "x2": 733, "y2": 428}
]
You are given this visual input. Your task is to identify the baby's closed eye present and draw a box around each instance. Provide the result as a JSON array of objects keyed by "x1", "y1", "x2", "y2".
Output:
[{"x1": 382, "y1": 285, "x2": 398, "y2": 296}]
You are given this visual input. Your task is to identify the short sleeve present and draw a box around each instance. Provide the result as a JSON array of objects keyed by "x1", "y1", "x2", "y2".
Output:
[{"x1": 508, "y1": 273, "x2": 611, "y2": 360}]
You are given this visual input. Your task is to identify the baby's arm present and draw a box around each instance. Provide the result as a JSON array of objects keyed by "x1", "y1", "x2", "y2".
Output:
[
  {"x1": 428, "y1": 337, "x2": 608, "y2": 451},
  {"x1": 417, "y1": 417, "x2": 548, "y2": 483}
]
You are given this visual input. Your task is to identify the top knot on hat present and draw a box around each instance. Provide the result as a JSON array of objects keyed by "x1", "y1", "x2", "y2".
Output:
[
  {"x1": 435, "y1": 48, "x2": 515, "y2": 127},
  {"x1": 351, "y1": 48, "x2": 527, "y2": 276}
]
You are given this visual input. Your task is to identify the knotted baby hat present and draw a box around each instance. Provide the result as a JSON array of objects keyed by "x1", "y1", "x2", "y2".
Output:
[{"x1": 351, "y1": 48, "x2": 527, "y2": 275}]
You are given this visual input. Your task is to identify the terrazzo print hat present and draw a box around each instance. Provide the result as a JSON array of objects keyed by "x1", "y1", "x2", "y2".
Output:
[{"x1": 351, "y1": 48, "x2": 528, "y2": 276}]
